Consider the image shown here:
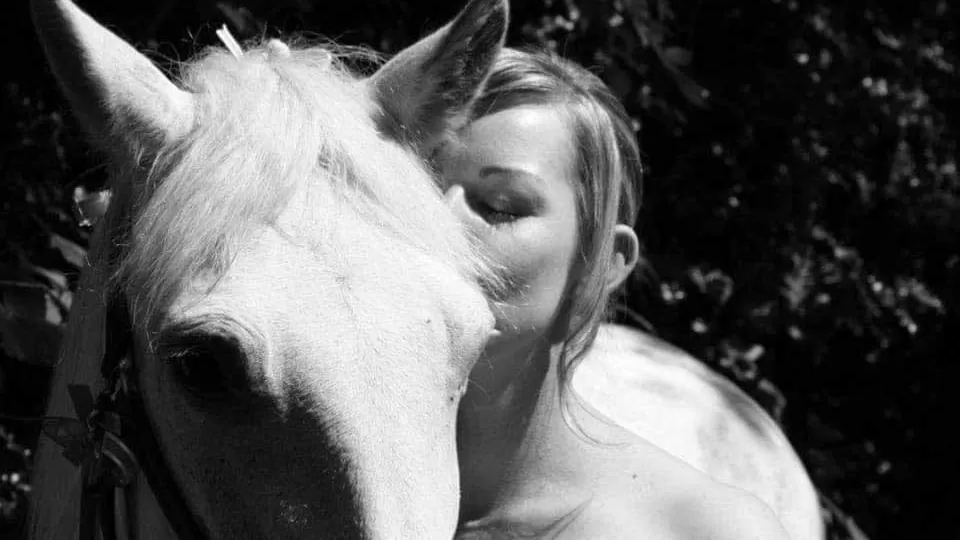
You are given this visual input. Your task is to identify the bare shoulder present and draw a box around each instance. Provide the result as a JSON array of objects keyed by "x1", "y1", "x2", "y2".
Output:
[
  {"x1": 514, "y1": 482, "x2": 790, "y2": 540},
  {"x1": 532, "y1": 398, "x2": 787, "y2": 538},
  {"x1": 458, "y1": 378, "x2": 791, "y2": 540},
  {"x1": 662, "y1": 482, "x2": 791, "y2": 540},
  {"x1": 457, "y1": 485, "x2": 788, "y2": 540},
  {"x1": 569, "y1": 323, "x2": 822, "y2": 540},
  {"x1": 573, "y1": 457, "x2": 790, "y2": 539}
]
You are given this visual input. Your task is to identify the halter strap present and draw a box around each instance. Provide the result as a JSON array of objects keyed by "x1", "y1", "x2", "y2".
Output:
[{"x1": 45, "y1": 297, "x2": 209, "y2": 540}]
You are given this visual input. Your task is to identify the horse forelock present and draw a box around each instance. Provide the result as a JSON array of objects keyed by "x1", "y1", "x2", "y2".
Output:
[{"x1": 113, "y1": 40, "x2": 502, "y2": 329}]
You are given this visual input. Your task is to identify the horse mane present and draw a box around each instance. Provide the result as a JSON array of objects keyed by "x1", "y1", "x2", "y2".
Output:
[
  {"x1": 30, "y1": 38, "x2": 501, "y2": 538},
  {"x1": 120, "y1": 41, "x2": 499, "y2": 328}
]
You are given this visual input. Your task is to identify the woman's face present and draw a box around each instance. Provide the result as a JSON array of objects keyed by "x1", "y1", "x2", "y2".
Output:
[{"x1": 438, "y1": 105, "x2": 580, "y2": 347}]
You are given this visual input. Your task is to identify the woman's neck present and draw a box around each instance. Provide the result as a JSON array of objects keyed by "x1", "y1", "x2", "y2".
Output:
[{"x1": 456, "y1": 337, "x2": 556, "y2": 521}]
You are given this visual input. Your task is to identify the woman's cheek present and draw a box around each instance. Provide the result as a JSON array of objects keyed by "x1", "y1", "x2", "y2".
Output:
[
  {"x1": 492, "y1": 233, "x2": 570, "y2": 318},
  {"x1": 486, "y1": 229, "x2": 540, "y2": 289}
]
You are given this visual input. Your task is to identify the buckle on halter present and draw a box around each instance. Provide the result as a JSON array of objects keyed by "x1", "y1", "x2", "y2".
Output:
[{"x1": 41, "y1": 384, "x2": 139, "y2": 488}]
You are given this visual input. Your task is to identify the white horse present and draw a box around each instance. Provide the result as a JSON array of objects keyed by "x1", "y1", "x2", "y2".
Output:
[
  {"x1": 573, "y1": 323, "x2": 825, "y2": 539},
  {"x1": 28, "y1": 0, "x2": 509, "y2": 538}
]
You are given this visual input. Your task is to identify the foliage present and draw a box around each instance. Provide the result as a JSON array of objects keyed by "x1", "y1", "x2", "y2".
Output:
[{"x1": 1, "y1": 0, "x2": 956, "y2": 537}]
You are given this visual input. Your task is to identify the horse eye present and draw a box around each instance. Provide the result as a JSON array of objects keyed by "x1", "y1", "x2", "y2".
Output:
[{"x1": 162, "y1": 334, "x2": 244, "y2": 399}]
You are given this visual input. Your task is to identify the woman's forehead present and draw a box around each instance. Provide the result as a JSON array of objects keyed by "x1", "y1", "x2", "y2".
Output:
[
  {"x1": 456, "y1": 105, "x2": 577, "y2": 184},
  {"x1": 466, "y1": 105, "x2": 572, "y2": 149}
]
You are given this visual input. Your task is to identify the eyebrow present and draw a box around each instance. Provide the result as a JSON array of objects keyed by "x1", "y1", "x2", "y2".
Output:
[{"x1": 479, "y1": 165, "x2": 546, "y2": 186}]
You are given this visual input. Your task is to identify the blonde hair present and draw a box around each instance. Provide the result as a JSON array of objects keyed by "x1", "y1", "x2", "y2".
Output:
[{"x1": 470, "y1": 48, "x2": 643, "y2": 404}]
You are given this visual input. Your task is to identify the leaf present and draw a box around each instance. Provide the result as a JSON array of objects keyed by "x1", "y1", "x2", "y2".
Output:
[
  {"x1": 31, "y1": 266, "x2": 68, "y2": 291},
  {"x1": 703, "y1": 269, "x2": 734, "y2": 306},
  {"x1": 663, "y1": 46, "x2": 692, "y2": 67},
  {"x1": 688, "y1": 266, "x2": 706, "y2": 292},
  {"x1": 49, "y1": 234, "x2": 87, "y2": 269},
  {"x1": 30, "y1": 266, "x2": 72, "y2": 314},
  {"x1": 904, "y1": 279, "x2": 944, "y2": 313},
  {"x1": 0, "y1": 279, "x2": 64, "y2": 325},
  {"x1": 669, "y1": 68, "x2": 709, "y2": 108},
  {"x1": 756, "y1": 379, "x2": 787, "y2": 423},
  {"x1": 0, "y1": 309, "x2": 63, "y2": 367},
  {"x1": 782, "y1": 254, "x2": 814, "y2": 312},
  {"x1": 0, "y1": 279, "x2": 64, "y2": 365},
  {"x1": 0, "y1": 282, "x2": 48, "y2": 321}
]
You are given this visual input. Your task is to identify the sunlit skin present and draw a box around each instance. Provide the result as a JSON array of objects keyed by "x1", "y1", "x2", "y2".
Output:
[
  {"x1": 441, "y1": 105, "x2": 790, "y2": 539},
  {"x1": 441, "y1": 105, "x2": 580, "y2": 396}
]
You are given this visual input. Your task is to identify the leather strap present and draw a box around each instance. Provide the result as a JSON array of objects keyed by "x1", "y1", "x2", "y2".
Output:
[
  {"x1": 108, "y1": 298, "x2": 209, "y2": 540},
  {"x1": 44, "y1": 296, "x2": 209, "y2": 540}
]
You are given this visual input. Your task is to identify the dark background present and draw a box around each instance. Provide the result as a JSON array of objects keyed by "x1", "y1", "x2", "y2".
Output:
[{"x1": 2, "y1": 0, "x2": 957, "y2": 538}]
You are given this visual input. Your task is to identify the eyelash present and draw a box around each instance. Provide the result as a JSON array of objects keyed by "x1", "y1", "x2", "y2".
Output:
[{"x1": 473, "y1": 198, "x2": 520, "y2": 225}]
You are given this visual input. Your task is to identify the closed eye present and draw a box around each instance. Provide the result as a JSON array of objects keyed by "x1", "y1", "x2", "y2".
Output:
[{"x1": 472, "y1": 197, "x2": 521, "y2": 225}]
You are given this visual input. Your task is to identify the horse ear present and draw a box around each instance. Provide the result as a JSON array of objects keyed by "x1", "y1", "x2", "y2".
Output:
[
  {"x1": 371, "y1": 0, "x2": 508, "y2": 151},
  {"x1": 31, "y1": 0, "x2": 194, "y2": 151}
]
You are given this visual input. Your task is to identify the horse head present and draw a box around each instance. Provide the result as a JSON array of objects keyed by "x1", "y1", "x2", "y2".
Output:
[{"x1": 29, "y1": 0, "x2": 508, "y2": 538}]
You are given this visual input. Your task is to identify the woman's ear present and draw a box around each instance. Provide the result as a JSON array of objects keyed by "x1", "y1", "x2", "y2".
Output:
[{"x1": 604, "y1": 224, "x2": 640, "y2": 293}]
